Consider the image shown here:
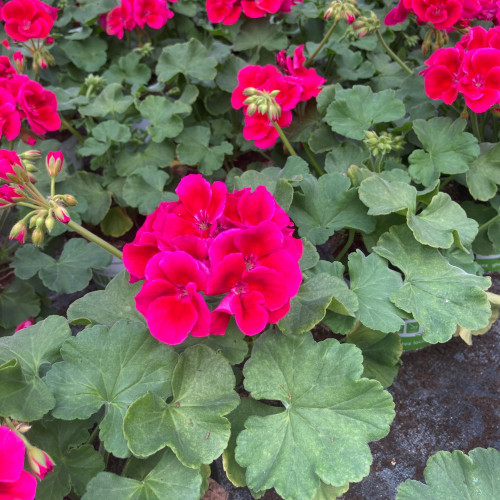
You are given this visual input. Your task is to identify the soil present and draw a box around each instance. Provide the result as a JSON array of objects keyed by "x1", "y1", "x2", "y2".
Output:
[{"x1": 212, "y1": 274, "x2": 500, "y2": 500}]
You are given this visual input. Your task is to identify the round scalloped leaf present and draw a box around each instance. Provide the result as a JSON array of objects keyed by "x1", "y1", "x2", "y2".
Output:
[
  {"x1": 235, "y1": 330, "x2": 395, "y2": 500},
  {"x1": 44, "y1": 320, "x2": 178, "y2": 458},
  {"x1": 123, "y1": 345, "x2": 239, "y2": 467},
  {"x1": 397, "y1": 447, "x2": 500, "y2": 499},
  {"x1": 82, "y1": 449, "x2": 202, "y2": 500},
  {"x1": 374, "y1": 225, "x2": 491, "y2": 343}
]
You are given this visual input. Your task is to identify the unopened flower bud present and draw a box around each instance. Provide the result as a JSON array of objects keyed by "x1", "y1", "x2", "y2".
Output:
[
  {"x1": 45, "y1": 214, "x2": 55, "y2": 233},
  {"x1": 35, "y1": 215, "x2": 46, "y2": 230},
  {"x1": 27, "y1": 446, "x2": 54, "y2": 480},
  {"x1": 9, "y1": 221, "x2": 26, "y2": 243},
  {"x1": 61, "y1": 194, "x2": 78, "y2": 206},
  {"x1": 324, "y1": 0, "x2": 359, "y2": 22},
  {"x1": 46, "y1": 151, "x2": 64, "y2": 177},
  {"x1": 13, "y1": 51, "x2": 24, "y2": 73},
  {"x1": 53, "y1": 205, "x2": 70, "y2": 224},
  {"x1": 31, "y1": 228, "x2": 44, "y2": 246},
  {"x1": 246, "y1": 102, "x2": 257, "y2": 116},
  {"x1": 19, "y1": 150, "x2": 41, "y2": 161},
  {"x1": 269, "y1": 90, "x2": 280, "y2": 97},
  {"x1": 352, "y1": 11, "x2": 380, "y2": 38},
  {"x1": 243, "y1": 87, "x2": 258, "y2": 96}
]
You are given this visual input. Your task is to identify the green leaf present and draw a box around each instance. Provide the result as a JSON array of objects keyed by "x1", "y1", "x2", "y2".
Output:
[
  {"x1": 124, "y1": 345, "x2": 239, "y2": 466},
  {"x1": 176, "y1": 126, "x2": 233, "y2": 175},
  {"x1": 122, "y1": 172, "x2": 175, "y2": 215},
  {"x1": 79, "y1": 83, "x2": 133, "y2": 118},
  {"x1": 103, "y1": 52, "x2": 152, "y2": 86},
  {"x1": 278, "y1": 273, "x2": 340, "y2": 335},
  {"x1": 60, "y1": 38, "x2": 107, "y2": 72},
  {"x1": 345, "y1": 327, "x2": 402, "y2": 388},
  {"x1": 359, "y1": 176, "x2": 417, "y2": 216},
  {"x1": 59, "y1": 172, "x2": 112, "y2": 225},
  {"x1": 216, "y1": 54, "x2": 247, "y2": 93},
  {"x1": 0, "y1": 316, "x2": 70, "y2": 420},
  {"x1": 223, "y1": 398, "x2": 282, "y2": 488},
  {"x1": 116, "y1": 142, "x2": 175, "y2": 176},
  {"x1": 136, "y1": 96, "x2": 190, "y2": 142},
  {"x1": 299, "y1": 238, "x2": 320, "y2": 271},
  {"x1": 397, "y1": 448, "x2": 500, "y2": 500},
  {"x1": 408, "y1": 118, "x2": 479, "y2": 186},
  {"x1": 288, "y1": 173, "x2": 375, "y2": 245},
  {"x1": 466, "y1": 142, "x2": 500, "y2": 201},
  {"x1": 175, "y1": 318, "x2": 248, "y2": 364},
  {"x1": 407, "y1": 192, "x2": 478, "y2": 250},
  {"x1": 45, "y1": 321, "x2": 178, "y2": 458},
  {"x1": 374, "y1": 225, "x2": 491, "y2": 343},
  {"x1": 83, "y1": 450, "x2": 202, "y2": 500},
  {"x1": 100, "y1": 207, "x2": 133, "y2": 237},
  {"x1": 348, "y1": 251, "x2": 405, "y2": 333},
  {"x1": 236, "y1": 330, "x2": 395, "y2": 499},
  {"x1": 0, "y1": 279, "x2": 40, "y2": 328},
  {"x1": 14, "y1": 239, "x2": 112, "y2": 294},
  {"x1": 233, "y1": 18, "x2": 287, "y2": 52},
  {"x1": 312, "y1": 482, "x2": 350, "y2": 500},
  {"x1": 325, "y1": 143, "x2": 370, "y2": 175},
  {"x1": 324, "y1": 86, "x2": 405, "y2": 140},
  {"x1": 67, "y1": 271, "x2": 144, "y2": 326},
  {"x1": 28, "y1": 419, "x2": 104, "y2": 500},
  {"x1": 156, "y1": 38, "x2": 217, "y2": 82}
]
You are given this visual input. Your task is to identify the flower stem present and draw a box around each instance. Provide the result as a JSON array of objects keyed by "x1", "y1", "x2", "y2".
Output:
[
  {"x1": 61, "y1": 117, "x2": 84, "y2": 143},
  {"x1": 478, "y1": 214, "x2": 500, "y2": 234},
  {"x1": 66, "y1": 219, "x2": 123, "y2": 260},
  {"x1": 50, "y1": 176, "x2": 55, "y2": 198},
  {"x1": 470, "y1": 111, "x2": 482, "y2": 141},
  {"x1": 272, "y1": 121, "x2": 298, "y2": 156},
  {"x1": 375, "y1": 30, "x2": 414, "y2": 75},
  {"x1": 336, "y1": 229, "x2": 355, "y2": 261},
  {"x1": 303, "y1": 142, "x2": 323, "y2": 177},
  {"x1": 305, "y1": 19, "x2": 339, "y2": 67}
]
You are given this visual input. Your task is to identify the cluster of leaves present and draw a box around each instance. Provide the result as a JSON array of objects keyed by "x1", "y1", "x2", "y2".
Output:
[{"x1": 0, "y1": 0, "x2": 499, "y2": 498}]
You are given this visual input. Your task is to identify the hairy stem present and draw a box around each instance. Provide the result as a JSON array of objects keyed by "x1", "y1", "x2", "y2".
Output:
[
  {"x1": 272, "y1": 121, "x2": 298, "y2": 156},
  {"x1": 67, "y1": 220, "x2": 123, "y2": 260},
  {"x1": 375, "y1": 30, "x2": 414, "y2": 75},
  {"x1": 305, "y1": 19, "x2": 339, "y2": 67}
]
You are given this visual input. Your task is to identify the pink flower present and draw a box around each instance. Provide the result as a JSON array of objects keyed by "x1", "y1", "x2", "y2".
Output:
[
  {"x1": 420, "y1": 47, "x2": 463, "y2": 104},
  {"x1": 0, "y1": 56, "x2": 16, "y2": 78},
  {"x1": 1, "y1": 0, "x2": 56, "y2": 42},
  {"x1": 0, "y1": 184, "x2": 24, "y2": 204},
  {"x1": 276, "y1": 45, "x2": 326, "y2": 101},
  {"x1": 26, "y1": 446, "x2": 54, "y2": 479},
  {"x1": 1, "y1": 39, "x2": 10, "y2": 49},
  {"x1": 384, "y1": 0, "x2": 413, "y2": 25},
  {"x1": 412, "y1": 0, "x2": 463, "y2": 29},
  {"x1": 135, "y1": 251, "x2": 211, "y2": 344},
  {"x1": 105, "y1": 0, "x2": 135, "y2": 39},
  {"x1": 206, "y1": 0, "x2": 242, "y2": 24},
  {"x1": 0, "y1": 426, "x2": 37, "y2": 500},
  {"x1": 241, "y1": 0, "x2": 282, "y2": 18},
  {"x1": 17, "y1": 80, "x2": 60, "y2": 135},
  {"x1": 133, "y1": 0, "x2": 174, "y2": 28},
  {"x1": 14, "y1": 317, "x2": 34, "y2": 331},
  {"x1": 12, "y1": 51, "x2": 24, "y2": 72},
  {"x1": 0, "y1": 149, "x2": 24, "y2": 182},
  {"x1": 0, "y1": 87, "x2": 21, "y2": 141},
  {"x1": 459, "y1": 48, "x2": 500, "y2": 112}
]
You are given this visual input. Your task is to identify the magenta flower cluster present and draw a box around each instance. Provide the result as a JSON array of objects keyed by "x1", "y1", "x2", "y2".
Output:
[{"x1": 123, "y1": 174, "x2": 303, "y2": 345}]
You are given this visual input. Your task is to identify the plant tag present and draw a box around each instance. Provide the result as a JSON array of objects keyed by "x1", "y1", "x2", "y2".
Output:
[
  {"x1": 398, "y1": 319, "x2": 429, "y2": 351},
  {"x1": 475, "y1": 254, "x2": 500, "y2": 273}
]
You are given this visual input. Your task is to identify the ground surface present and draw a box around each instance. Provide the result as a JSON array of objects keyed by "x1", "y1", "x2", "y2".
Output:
[{"x1": 212, "y1": 275, "x2": 500, "y2": 500}]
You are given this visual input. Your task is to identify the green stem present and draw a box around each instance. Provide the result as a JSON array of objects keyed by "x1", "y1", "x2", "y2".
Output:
[
  {"x1": 303, "y1": 142, "x2": 323, "y2": 177},
  {"x1": 61, "y1": 118, "x2": 84, "y2": 143},
  {"x1": 375, "y1": 155, "x2": 384, "y2": 173},
  {"x1": 375, "y1": 30, "x2": 414, "y2": 75},
  {"x1": 336, "y1": 229, "x2": 355, "y2": 261},
  {"x1": 50, "y1": 176, "x2": 55, "y2": 198},
  {"x1": 272, "y1": 121, "x2": 298, "y2": 156},
  {"x1": 478, "y1": 214, "x2": 500, "y2": 234},
  {"x1": 0, "y1": 208, "x2": 10, "y2": 233},
  {"x1": 18, "y1": 202, "x2": 43, "y2": 210},
  {"x1": 86, "y1": 425, "x2": 100, "y2": 445},
  {"x1": 305, "y1": 19, "x2": 339, "y2": 67},
  {"x1": 470, "y1": 111, "x2": 481, "y2": 141},
  {"x1": 440, "y1": 175, "x2": 454, "y2": 190},
  {"x1": 67, "y1": 220, "x2": 123, "y2": 260}
]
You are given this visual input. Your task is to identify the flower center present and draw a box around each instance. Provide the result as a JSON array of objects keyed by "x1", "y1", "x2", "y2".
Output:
[
  {"x1": 244, "y1": 254, "x2": 257, "y2": 271},
  {"x1": 21, "y1": 20, "x2": 32, "y2": 31},
  {"x1": 472, "y1": 74, "x2": 485, "y2": 89}
]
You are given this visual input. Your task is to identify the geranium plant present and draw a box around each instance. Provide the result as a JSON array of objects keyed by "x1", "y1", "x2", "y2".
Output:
[{"x1": 0, "y1": 0, "x2": 499, "y2": 498}]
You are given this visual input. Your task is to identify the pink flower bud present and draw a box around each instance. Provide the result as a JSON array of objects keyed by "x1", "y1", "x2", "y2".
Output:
[
  {"x1": 9, "y1": 222, "x2": 27, "y2": 243},
  {"x1": 25, "y1": 137, "x2": 37, "y2": 146},
  {"x1": 1, "y1": 39, "x2": 10, "y2": 49},
  {"x1": 12, "y1": 51, "x2": 24, "y2": 72},
  {"x1": 27, "y1": 446, "x2": 54, "y2": 479},
  {"x1": 45, "y1": 37, "x2": 54, "y2": 45},
  {"x1": 46, "y1": 151, "x2": 63, "y2": 177},
  {"x1": 53, "y1": 205, "x2": 70, "y2": 224},
  {"x1": 15, "y1": 318, "x2": 35, "y2": 331}
]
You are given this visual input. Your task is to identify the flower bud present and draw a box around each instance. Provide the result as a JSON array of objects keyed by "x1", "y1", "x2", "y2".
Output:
[
  {"x1": 61, "y1": 194, "x2": 78, "y2": 206},
  {"x1": 246, "y1": 102, "x2": 257, "y2": 116},
  {"x1": 19, "y1": 150, "x2": 41, "y2": 161},
  {"x1": 13, "y1": 51, "x2": 24, "y2": 73},
  {"x1": 243, "y1": 87, "x2": 258, "y2": 96},
  {"x1": 27, "y1": 446, "x2": 54, "y2": 480},
  {"x1": 31, "y1": 228, "x2": 44, "y2": 246},
  {"x1": 46, "y1": 151, "x2": 64, "y2": 177},
  {"x1": 45, "y1": 214, "x2": 55, "y2": 233},
  {"x1": 9, "y1": 221, "x2": 27, "y2": 243},
  {"x1": 53, "y1": 205, "x2": 70, "y2": 224}
]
